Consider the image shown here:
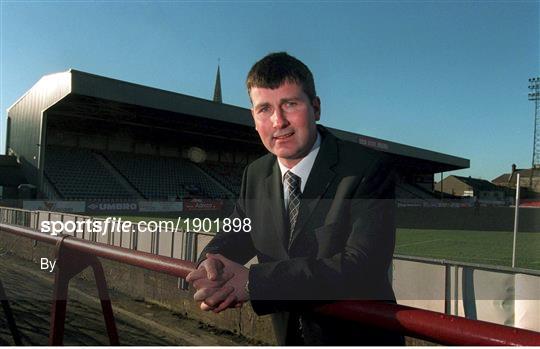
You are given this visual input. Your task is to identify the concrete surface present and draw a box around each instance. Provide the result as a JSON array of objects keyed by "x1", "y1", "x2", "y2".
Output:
[{"x1": 0, "y1": 252, "x2": 262, "y2": 346}]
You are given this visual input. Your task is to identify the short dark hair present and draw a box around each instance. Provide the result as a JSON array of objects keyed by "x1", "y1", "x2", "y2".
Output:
[{"x1": 246, "y1": 52, "x2": 317, "y2": 101}]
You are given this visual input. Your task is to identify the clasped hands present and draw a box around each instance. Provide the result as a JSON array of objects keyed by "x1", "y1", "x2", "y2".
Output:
[{"x1": 186, "y1": 253, "x2": 249, "y2": 313}]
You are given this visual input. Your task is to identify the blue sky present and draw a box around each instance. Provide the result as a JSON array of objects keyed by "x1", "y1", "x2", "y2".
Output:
[{"x1": 1, "y1": 1, "x2": 538, "y2": 181}]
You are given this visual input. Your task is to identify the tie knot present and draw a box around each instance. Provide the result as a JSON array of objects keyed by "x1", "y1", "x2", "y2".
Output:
[{"x1": 284, "y1": 171, "x2": 301, "y2": 192}]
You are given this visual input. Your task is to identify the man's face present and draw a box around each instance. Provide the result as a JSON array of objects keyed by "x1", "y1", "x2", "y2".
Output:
[{"x1": 250, "y1": 81, "x2": 320, "y2": 168}]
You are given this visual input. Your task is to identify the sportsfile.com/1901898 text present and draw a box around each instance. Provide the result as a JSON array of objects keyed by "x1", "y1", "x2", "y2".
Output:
[{"x1": 39, "y1": 217, "x2": 252, "y2": 236}]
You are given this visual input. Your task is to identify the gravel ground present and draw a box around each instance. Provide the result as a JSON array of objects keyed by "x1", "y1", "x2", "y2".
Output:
[{"x1": 0, "y1": 252, "x2": 260, "y2": 346}]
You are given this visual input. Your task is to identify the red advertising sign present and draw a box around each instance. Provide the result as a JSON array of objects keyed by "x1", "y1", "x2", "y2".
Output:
[{"x1": 183, "y1": 199, "x2": 223, "y2": 211}]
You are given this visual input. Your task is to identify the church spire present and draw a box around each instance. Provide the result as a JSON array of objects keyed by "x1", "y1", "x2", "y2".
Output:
[{"x1": 213, "y1": 62, "x2": 222, "y2": 103}]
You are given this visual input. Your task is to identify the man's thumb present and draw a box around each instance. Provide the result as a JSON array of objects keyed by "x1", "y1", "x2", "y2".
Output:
[{"x1": 204, "y1": 253, "x2": 225, "y2": 280}]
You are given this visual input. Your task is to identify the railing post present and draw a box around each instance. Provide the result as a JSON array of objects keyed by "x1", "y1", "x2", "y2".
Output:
[
  {"x1": 49, "y1": 236, "x2": 119, "y2": 346},
  {"x1": 91, "y1": 262, "x2": 119, "y2": 345},
  {"x1": 170, "y1": 230, "x2": 175, "y2": 258},
  {"x1": 451, "y1": 264, "x2": 460, "y2": 316},
  {"x1": 133, "y1": 223, "x2": 138, "y2": 250},
  {"x1": 32, "y1": 211, "x2": 38, "y2": 231},
  {"x1": 179, "y1": 231, "x2": 197, "y2": 291},
  {"x1": 155, "y1": 228, "x2": 160, "y2": 255},
  {"x1": 444, "y1": 264, "x2": 451, "y2": 315}
]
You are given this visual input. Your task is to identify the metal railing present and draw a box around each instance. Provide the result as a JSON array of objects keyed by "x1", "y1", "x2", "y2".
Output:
[
  {"x1": 392, "y1": 254, "x2": 540, "y2": 321},
  {"x1": 0, "y1": 206, "x2": 212, "y2": 289},
  {"x1": 4, "y1": 205, "x2": 539, "y2": 305},
  {"x1": 1, "y1": 222, "x2": 539, "y2": 345},
  {"x1": 0, "y1": 206, "x2": 214, "y2": 248}
]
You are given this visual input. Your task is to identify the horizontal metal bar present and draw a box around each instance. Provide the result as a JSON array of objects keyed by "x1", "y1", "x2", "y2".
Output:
[
  {"x1": 0, "y1": 206, "x2": 32, "y2": 214},
  {"x1": 0, "y1": 223, "x2": 194, "y2": 279},
  {"x1": 0, "y1": 206, "x2": 214, "y2": 235},
  {"x1": 394, "y1": 254, "x2": 540, "y2": 276},
  {"x1": 1, "y1": 222, "x2": 539, "y2": 346},
  {"x1": 316, "y1": 300, "x2": 540, "y2": 346}
]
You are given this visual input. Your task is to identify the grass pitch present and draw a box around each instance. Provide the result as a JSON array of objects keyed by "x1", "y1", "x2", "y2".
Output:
[
  {"x1": 100, "y1": 214, "x2": 539, "y2": 271},
  {"x1": 395, "y1": 229, "x2": 540, "y2": 271}
]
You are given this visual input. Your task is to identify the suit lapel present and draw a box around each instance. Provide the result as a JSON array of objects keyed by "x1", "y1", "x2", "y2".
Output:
[
  {"x1": 288, "y1": 129, "x2": 339, "y2": 250},
  {"x1": 264, "y1": 160, "x2": 290, "y2": 254}
]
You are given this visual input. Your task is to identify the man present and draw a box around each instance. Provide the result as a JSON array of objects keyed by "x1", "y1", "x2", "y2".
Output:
[{"x1": 186, "y1": 52, "x2": 403, "y2": 345}]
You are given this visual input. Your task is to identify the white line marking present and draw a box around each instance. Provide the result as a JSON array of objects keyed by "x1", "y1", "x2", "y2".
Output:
[{"x1": 397, "y1": 239, "x2": 442, "y2": 248}]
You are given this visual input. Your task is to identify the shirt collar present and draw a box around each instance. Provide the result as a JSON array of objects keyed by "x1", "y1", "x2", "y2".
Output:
[{"x1": 278, "y1": 131, "x2": 321, "y2": 193}]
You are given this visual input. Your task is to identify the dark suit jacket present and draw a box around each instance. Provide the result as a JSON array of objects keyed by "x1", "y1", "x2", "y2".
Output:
[{"x1": 199, "y1": 125, "x2": 403, "y2": 345}]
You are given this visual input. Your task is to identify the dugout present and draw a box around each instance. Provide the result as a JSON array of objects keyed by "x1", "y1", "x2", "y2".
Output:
[
  {"x1": 0, "y1": 155, "x2": 31, "y2": 200},
  {"x1": 6, "y1": 69, "x2": 469, "y2": 201}
]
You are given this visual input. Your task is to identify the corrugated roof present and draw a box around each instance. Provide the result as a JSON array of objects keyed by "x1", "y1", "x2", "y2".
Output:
[
  {"x1": 67, "y1": 69, "x2": 469, "y2": 171},
  {"x1": 10, "y1": 69, "x2": 470, "y2": 173}
]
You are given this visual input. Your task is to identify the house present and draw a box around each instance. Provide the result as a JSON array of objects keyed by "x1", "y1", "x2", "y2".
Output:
[{"x1": 434, "y1": 175, "x2": 506, "y2": 204}]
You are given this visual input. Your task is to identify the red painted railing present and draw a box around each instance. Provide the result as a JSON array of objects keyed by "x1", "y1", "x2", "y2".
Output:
[{"x1": 1, "y1": 223, "x2": 539, "y2": 346}]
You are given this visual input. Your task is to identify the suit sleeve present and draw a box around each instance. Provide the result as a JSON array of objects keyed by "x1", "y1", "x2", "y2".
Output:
[
  {"x1": 248, "y1": 158, "x2": 397, "y2": 315},
  {"x1": 197, "y1": 167, "x2": 257, "y2": 266}
]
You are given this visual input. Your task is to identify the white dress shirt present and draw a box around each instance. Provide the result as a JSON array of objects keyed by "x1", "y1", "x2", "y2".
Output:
[{"x1": 277, "y1": 132, "x2": 321, "y2": 207}]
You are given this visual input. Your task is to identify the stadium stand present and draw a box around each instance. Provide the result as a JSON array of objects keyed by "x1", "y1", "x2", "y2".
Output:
[
  {"x1": 44, "y1": 146, "x2": 234, "y2": 200},
  {"x1": 45, "y1": 146, "x2": 134, "y2": 200},
  {"x1": 196, "y1": 161, "x2": 244, "y2": 195},
  {"x1": 8, "y1": 70, "x2": 470, "y2": 210},
  {"x1": 46, "y1": 143, "x2": 453, "y2": 203},
  {"x1": 397, "y1": 182, "x2": 439, "y2": 200},
  {"x1": 100, "y1": 150, "x2": 233, "y2": 200}
]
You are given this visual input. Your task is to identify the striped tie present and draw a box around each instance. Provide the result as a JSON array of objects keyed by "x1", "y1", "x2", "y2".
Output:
[
  {"x1": 285, "y1": 170, "x2": 304, "y2": 338},
  {"x1": 285, "y1": 171, "x2": 301, "y2": 243}
]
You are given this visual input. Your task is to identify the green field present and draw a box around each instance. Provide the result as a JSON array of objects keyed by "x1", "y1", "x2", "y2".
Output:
[
  {"x1": 99, "y1": 214, "x2": 540, "y2": 271},
  {"x1": 396, "y1": 229, "x2": 540, "y2": 270}
]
